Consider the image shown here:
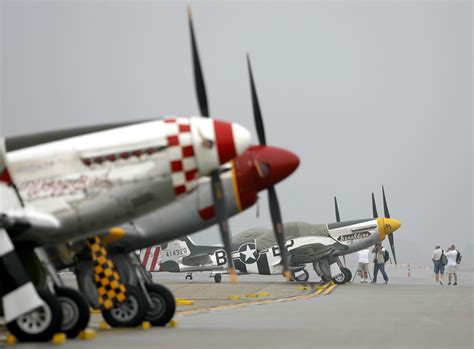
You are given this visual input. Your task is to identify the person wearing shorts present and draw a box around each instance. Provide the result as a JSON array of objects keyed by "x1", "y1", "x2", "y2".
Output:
[
  {"x1": 432, "y1": 245, "x2": 445, "y2": 285},
  {"x1": 357, "y1": 248, "x2": 370, "y2": 283},
  {"x1": 445, "y1": 245, "x2": 459, "y2": 286}
]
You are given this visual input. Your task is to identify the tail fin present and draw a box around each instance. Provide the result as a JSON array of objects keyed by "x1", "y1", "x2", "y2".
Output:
[
  {"x1": 140, "y1": 245, "x2": 162, "y2": 272},
  {"x1": 141, "y1": 236, "x2": 199, "y2": 272},
  {"x1": 161, "y1": 235, "x2": 199, "y2": 253},
  {"x1": 180, "y1": 235, "x2": 198, "y2": 253}
]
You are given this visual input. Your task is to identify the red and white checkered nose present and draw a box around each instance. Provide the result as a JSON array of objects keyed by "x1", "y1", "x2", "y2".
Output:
[
  {"x1": 164, "y1": 117, "x2": 250, "y2": 197},
  {"x1": 190, "y1": 117, "x2": 251, "y2": 175}
]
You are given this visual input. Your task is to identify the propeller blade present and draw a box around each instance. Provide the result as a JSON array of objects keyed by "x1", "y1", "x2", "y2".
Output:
[
  {"x1": 371, "y1": 193, "x2": 378, "y2": 218},
  {"x1": 188, "y1": 7, "x2": 236, "y2": 280},
  {"x1": 188, "y1": 7, "x2": 209, "y2": 117},
  {"x1": 247, "y1": 54, "x2": 289, "y2": 279},
  {"x1": 382, "y1": 185, "x2": 397, "y2": 264},
  {"x1": 267, "y1": 187, "x2": 290, "y2": 279},
  {"x1": 246, "y1": 55, "x2": 266, "y2": 146},
  {"x1": 382, "y1": 186, "x2": 390, "y2": 218},
  {"x1": 334, "y1": 196, "x2": 340, "y2": 222},
  {"x1": 211, "y1": 172, "x2": 237, "y2": 281},
  {"x1": 334, "y1": 197, "x2": 345, "y2": 266}
]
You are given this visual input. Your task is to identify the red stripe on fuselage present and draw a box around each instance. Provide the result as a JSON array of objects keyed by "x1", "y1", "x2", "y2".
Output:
[
  {"x1": 142, "y1": 247, "x2": 151, "y2": 268},
  {"x1": 214, "y1": 121, "x2": 236, "y2": 164},
  {"x1": 150, "y1": 246, "x2": 161, "y2": 272}
]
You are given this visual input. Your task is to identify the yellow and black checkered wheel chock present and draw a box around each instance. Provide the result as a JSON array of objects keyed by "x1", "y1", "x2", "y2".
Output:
[{"x1": 87, "y1": 236, "x2": 127, "y2": 310}]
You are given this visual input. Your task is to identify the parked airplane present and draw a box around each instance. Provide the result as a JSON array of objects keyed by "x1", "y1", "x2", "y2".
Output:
[
  {"x1": 44, "y1": 8, "x2": 298, "y2": 330},
  {"x1": 1, "y1": 24, "x2": 252, "y2": 342},
  {"x1": 143, "y1": 187, "x2": 401, "y2": 284}
]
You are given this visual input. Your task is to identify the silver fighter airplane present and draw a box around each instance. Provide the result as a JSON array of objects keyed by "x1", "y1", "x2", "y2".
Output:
[
  {"x1": 46, "y1": 8, "x2": 299, "y2": 331},
  {"x1": 143, "y1": 188, "x2": 401, "y2": 284},
  {"x1": 1, "y1": 97, "x2": 251, "y2": 341}
]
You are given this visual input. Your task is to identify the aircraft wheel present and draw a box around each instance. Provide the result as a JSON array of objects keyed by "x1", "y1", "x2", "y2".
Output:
[
  {"x1": 340, "y1": 267, "x2": 352, "y2": 283},
  {"x1": 101, "y1": 285, "x2": 147, "y2": 327},
  {"x1": 144, "y1": 283, "x2": 176, "y2": 327},
  {"x1": 6, "y1": 289, "x2": 63, "y2": 342},
  {"x1": 214, "y1": 274, "x2": 222, "y2": 283},
  {"x1": 293, "y1": 269, "x2": 309, "y2": 282},
  {"x1": 56, "y1": 287, "x2": 90, "y2": 338},
  {"x1": 332, "y1": 272, "x2": 346, "y2": 285},
  {"x1": 185, "y1": 274, "x2": 193, "y2": 281}
]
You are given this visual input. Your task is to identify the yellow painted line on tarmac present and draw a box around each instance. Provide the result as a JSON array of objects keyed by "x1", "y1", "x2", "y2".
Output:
[
  {"x1": 176, "y1": 282, "x2": 337, "y2": 317},
  {"x1": 176, "y1": 299, "x2": 195, "y2": 306},
  {"x1": 314, "y1": 282, "x2": 332, "y2": 295},
  {"x1": 227, "y1": 295, "x2": 241, "y2": 300},
  {"x1": 321, "y1": 283, "x2": 338, "y2": 295}
]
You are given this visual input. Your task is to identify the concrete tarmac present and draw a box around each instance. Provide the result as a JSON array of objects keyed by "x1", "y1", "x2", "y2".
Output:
[{"x1": 1, "y1": 264, "x2": 473, "y2": 349}]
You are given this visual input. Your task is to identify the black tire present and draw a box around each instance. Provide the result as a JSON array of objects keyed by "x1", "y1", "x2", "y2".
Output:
[
  {"x1": 6, "y1": 289, "x2": 63, "y2": 342},
  {"x1": 101, "y1": 285, "x2": 147, "y2": 327},
  {"x1": 214, "y1": 274, "x2": 222, "y2": 283},
  {"x1": 340, "y1": 267, "x2": 352, "y2": 283},
  {"x1": 294, "y1": 269, "x2": 309, "y2": 282},
  {"x1": 55, "y1": 287, "x2": 90, "y2": 339},
  {"x1": 144, "y1": 283, "x2": 176, "y2": 327},
  {"x1": 332, "y1": 271, "x2": 346, "y2": 284},
  {"x1": 185, "y1": 274, "x2": 192, "y2": 281}
]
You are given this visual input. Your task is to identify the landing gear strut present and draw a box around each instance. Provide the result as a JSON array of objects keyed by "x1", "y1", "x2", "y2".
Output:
[
  {"x1": 76, "y1": 251, "x2": 176, "y2": 328},
  {"x1": 35, "y1": 248, "x2": 90, "y2": 339},
  {"x1": 313, "y1": 257, "x2": 351, "y2": 284}
]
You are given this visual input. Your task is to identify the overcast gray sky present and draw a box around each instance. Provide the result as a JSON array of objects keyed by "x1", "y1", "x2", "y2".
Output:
[{"x1": 1, "y1": 0, "x2": 472, "y2": 266}]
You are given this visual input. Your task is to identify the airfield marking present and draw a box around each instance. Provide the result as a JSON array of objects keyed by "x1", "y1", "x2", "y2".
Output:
[{"x1": 175, "y1": 282, "x2": 338, "y2": 317}]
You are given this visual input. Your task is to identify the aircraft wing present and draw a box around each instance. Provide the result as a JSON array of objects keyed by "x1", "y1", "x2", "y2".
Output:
[
  {"x1": 287, "y1": 236, "x2": 349, "y2": 265},
  {"x1": 181, "y1": 253, "x2": 213, "y2": 266}
]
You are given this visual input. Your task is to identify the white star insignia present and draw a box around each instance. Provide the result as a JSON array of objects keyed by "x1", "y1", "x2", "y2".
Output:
[{"x1": 241, "y1": 245, "x2": 256, "y2": 263}]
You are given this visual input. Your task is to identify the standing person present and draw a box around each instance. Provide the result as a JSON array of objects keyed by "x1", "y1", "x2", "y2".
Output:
[
  {"x1": 445, "y1": 245, "x2": 459, "y2": 286},
  {"x1": 357, "y1": 248, "x2": 370, "y2": 283},
  {"x1": 432, "y1": 245, "x2": 446, "y2": 285},
  {"x1": 371, "y1": 243, "x2": 389, "y2": 284}
]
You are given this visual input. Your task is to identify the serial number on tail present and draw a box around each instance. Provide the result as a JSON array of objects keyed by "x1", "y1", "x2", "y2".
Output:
[{"x1": 164, "y1": 248, "x2": 188, "y2": 257}]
